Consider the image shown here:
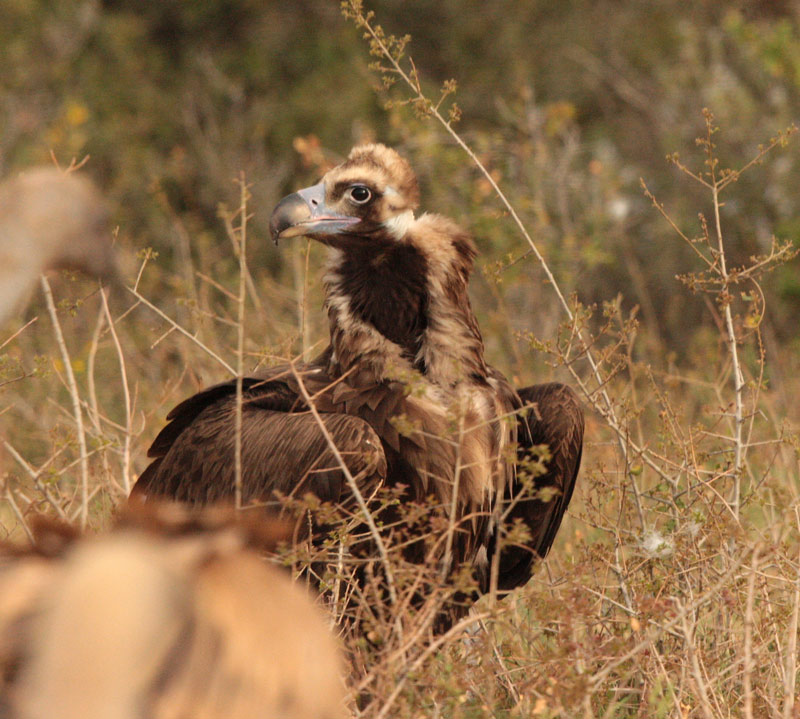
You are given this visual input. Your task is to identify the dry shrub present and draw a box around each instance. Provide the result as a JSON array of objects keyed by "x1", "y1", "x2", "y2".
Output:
[{"x1": 1, "y1": 6, "x2": 799, "y2": 718}]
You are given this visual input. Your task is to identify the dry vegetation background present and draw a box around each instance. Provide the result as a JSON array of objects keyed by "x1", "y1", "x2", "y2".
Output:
[{"x1": 2, "y1": 1, "x2": 800, "y2": 717}]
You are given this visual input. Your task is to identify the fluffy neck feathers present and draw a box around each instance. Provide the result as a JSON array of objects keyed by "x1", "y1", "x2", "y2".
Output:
[{"x1": 323, "y1": 214, "x2": 488, "y2": 387}]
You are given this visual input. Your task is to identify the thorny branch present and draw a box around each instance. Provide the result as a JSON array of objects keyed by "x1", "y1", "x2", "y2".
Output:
[
  {"x1": 343, "y1": 2, "x2": 797, "y2": 531},
  {"x1": 342, "y1": 1, "x2": 650, "y2": 529}
]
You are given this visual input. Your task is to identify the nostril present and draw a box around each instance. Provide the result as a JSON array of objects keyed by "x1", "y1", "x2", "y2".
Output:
[{"x1": 310, "y1": 199, "x2": 318, "y2": 206}]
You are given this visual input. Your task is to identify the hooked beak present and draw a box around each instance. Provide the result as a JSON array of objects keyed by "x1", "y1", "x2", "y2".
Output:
[{"x1": 269, "y1": 181, "x2": 360, "y2": 244}]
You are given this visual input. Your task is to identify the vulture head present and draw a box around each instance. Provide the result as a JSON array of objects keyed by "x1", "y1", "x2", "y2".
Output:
[{"x1": 270, "y1": 143, "x2": 420, "y2": 247}]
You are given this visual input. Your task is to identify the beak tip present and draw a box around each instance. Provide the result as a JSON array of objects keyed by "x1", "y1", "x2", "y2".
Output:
[
  {"x1": 268, "y1": 217, "x2": 285, "y2": 246},
  {"x1": 268, "y1": 191, "x2": 311, "y2": 248}
]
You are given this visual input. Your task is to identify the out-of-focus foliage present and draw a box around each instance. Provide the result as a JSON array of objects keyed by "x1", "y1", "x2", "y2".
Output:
[
  {"x1": 2, "y1": 0, "x2": 799, "y2": 354},
  {"x1": 2, "y1": 3, "x2": 800, "y2": 716},
  {"x1": 368, "y1": 1, "x2": 800, "y2": 353},
  {"x1": 1, "y1": 0, "x2": 386, "y2": 294}
]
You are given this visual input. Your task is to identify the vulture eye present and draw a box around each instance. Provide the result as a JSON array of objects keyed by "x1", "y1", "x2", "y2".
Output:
[{"x1": 348, "y1": 185, "x2": 372, "y2": 204}]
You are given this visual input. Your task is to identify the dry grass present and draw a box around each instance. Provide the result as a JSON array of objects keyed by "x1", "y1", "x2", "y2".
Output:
[{"x1": 1, "y1": 6, "x2": 799, "y2": 717}]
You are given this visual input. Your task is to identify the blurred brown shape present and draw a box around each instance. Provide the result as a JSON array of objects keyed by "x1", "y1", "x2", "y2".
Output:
[
  {"x1": 0, "y1": 503, "x2": 345, "y2": 719},
  {"x1": 0, "y1": 167, "x2": 118, "y2": 326}
]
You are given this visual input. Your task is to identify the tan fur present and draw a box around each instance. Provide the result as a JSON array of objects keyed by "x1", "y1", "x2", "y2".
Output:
[
  {"x1": 2, "y1": 509, "x2": 345, "y2": 719},
  {"x1": 0, "y1": 167, "x2": 116, "y2": 325}
]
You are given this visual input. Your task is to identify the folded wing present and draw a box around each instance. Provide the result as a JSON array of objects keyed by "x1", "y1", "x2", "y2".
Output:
[
  {"x1": 491, "y1": 382, "x2": 584, "y2": 592},
  {"x1": 133, "y1": 366, "x2": 388, "y2": 509}
]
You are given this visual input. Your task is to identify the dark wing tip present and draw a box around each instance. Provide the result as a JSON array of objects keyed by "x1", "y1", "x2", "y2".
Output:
[{"x1": 492, "y1": 381, "x2": 585, "y2": 592}]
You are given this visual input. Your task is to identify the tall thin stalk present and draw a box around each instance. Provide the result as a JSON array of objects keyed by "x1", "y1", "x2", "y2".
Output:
[
  {"x1": 101, "y1": 288, "x2": 133, "y2": 494},
  {"x1": 233, "y1": 173, "x2": 251, "y2": 510},
  {"x1": 342, "y1": 3, "x2": 647, "y2": 528},
  {"x1": 40, "y1": 275, "x2": 90, "y2": 529}
]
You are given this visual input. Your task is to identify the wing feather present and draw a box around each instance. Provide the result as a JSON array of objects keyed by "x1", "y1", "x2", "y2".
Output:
[
  {"x1": 493, "y1": 382, "x2": 584, "y2": 592},
  {"x1": 133, "y1": 365, "x2": 388, "y2": 510}
]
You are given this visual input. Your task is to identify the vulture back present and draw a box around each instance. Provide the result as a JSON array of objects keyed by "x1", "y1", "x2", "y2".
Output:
[{"x1": 0, "y1": 505, "x2": 345, "y2": 719}]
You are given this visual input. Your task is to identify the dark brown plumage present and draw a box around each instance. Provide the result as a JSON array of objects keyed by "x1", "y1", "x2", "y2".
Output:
[{"x1": 133, "y1": 144, "x2": 584, "y2": 616}]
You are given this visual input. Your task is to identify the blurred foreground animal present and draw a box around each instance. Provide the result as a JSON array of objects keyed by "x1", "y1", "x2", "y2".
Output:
[
  {"x1": 133, "y1": 144, "x2": 584, "y2": 623},
  {"x1": 0, "y1": 504, "x2": 345, "y2": 719},
  {"x1": 0, "y1": 166, "x2": 116, "y2": 325}
]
